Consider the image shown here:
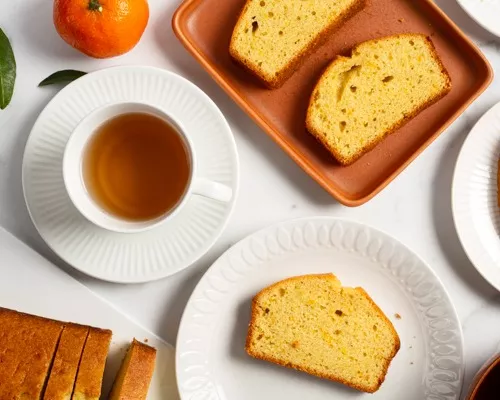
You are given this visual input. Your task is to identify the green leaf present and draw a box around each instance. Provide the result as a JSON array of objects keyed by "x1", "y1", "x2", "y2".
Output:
[
  {"x1": 0, "y1": 28, "x2": 16, "y2": 110},
  {"x1": 38, "y1": 70, "x2": 87, "y2": 87}
]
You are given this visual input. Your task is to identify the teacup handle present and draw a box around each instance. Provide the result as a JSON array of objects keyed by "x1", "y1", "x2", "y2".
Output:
[{"x1": 192, "y1": 178, "x2": 233, "y2": 202}]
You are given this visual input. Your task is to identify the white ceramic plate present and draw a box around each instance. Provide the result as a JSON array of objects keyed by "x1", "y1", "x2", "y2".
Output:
[
  {"x1": 0, "y1": 227, "x2": 179, "y2": 398},
  {"x1": 457, "y1": 0, "x2": 500, "y2": 37},
  {"x1": 452, "y1": 102, "x2": 500, "y2": 291},
  {"x1": 22, "y1": 66, "x2": 239, "y2": 283},
  {"x1": 176, "y1": 218, "x2": 464, "y2": 400}
]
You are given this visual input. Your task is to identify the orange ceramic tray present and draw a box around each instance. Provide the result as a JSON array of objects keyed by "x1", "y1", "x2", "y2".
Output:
[{"x1": 172, "y1": 0, "x2": 493, "y2": 206}]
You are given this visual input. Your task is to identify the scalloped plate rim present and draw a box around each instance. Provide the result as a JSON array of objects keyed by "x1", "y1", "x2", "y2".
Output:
[{"x1": 176, "y1": 216, "x2": 464, "y2": 399}]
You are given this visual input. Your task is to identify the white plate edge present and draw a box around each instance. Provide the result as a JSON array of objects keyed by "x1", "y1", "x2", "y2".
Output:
[
  {"x1": 175, "y1": 216, "x2": 465, "y2": 399},
  {"x1": 452, "y1": 101, "x2": 500, "y2": 292}
]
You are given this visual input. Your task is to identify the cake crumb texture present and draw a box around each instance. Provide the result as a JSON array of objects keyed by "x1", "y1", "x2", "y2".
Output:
[
  {"x1": 307, "y1": 34, "x2": 451, "y2": 165},
  {"x1": 71, "y1": 328, "x2": 112, "y2": 400},
  {"x1": 230, "y1": 0, "x2": 365, "y2": 88},
  {"x1": 44, "y1": 324, "x2": 90, "y2": 400},
  {"x1": 246, "y1": 274, "x2": 400, "y2": 393}
]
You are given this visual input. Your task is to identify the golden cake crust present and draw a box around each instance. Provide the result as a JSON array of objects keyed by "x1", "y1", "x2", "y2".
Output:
[
  {"x1": 306, "y1": 34, "x2": 451, "y2": 165},
  {"x1": 44, "y1": 323, "x2": 90, "y2": 400},
  {"x1": 0, "y1": 308, "x2": 64, "y2": 400},
  {"x1": 72, "y1": 327, "x2": 112, "y2": 400},
  {"x1": 109, "y1": 339, "x2": 157, "y2": 400}
]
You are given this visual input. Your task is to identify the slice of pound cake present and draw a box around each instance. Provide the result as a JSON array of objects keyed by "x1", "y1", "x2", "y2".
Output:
[
  {"x1": 44, "y1": 324, "x2": 90, "y2": 400},
  {"x1": 246, "y1": 274, "x2": 400, "y2": 393},
  {"x1": 0, "y1": 308, "x2": 64, "y2": 400},
  {"x1": 109, "y1": 339, "x2": 157, "y2": 400},
  {"x1": 72, "y1": 328, "x2": 112, "y2": 400},
  {"x1": 230, "y1": 0, "x2": 365, "y2": 88},
  {"x1": 306, "y1": 34, "x2": 451, "y2": 165}
]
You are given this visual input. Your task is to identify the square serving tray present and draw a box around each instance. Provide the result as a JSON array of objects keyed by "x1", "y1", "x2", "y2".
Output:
[{"x1": 173, "y1": 0, "x2": 493, "y2": 206}]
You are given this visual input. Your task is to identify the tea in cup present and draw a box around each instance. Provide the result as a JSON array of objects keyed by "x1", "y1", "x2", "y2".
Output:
[{"x1": 63, "y1": 102, "x2": 232, "y2": 233}]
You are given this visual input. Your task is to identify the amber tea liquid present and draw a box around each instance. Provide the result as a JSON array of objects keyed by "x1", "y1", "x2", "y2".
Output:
[{"x1": 83, "y1": 112, "x2": 190, "y2": 221}]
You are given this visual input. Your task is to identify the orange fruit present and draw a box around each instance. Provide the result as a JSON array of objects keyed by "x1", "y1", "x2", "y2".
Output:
[{"x1": 53, "y1": 0, "x2": 149, "y2": 58}]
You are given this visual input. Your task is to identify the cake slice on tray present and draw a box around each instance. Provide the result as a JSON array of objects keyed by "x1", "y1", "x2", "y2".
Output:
[
  {"x1": 230, "y1": 0, "x2": 366, "y2": 88},
  {"x1": 306, "y1": 34, "x2": 451, "y2": 165}
]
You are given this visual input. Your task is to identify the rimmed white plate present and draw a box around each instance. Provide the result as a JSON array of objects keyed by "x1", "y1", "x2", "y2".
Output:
[
  {"x1": 22, "y1": 66, "x2": 239, "y2": 283},
  {"x1": 457, "y1": 0, "x2": 500, "y2": 37},
  {"x1": 452, "y1": 102, "x2": 500, "y2": 291},
  {"x1": 176, "y1": 218, "x2": 464, "y2": 400}
]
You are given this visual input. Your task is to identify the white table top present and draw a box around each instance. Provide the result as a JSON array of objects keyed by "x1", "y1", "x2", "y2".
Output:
[{"x1": 0, "y1": 0, "x2": 499, "y2": 396}]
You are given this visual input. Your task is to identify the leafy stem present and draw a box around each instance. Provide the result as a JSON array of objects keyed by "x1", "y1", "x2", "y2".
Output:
[{"x1": 88, "y1": 0, "x2": 103, "y2": 12}]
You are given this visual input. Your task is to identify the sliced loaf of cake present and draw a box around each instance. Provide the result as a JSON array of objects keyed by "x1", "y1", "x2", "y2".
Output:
[{"x1": 72, "y1": 328, "x2": 112, "y2": 400}]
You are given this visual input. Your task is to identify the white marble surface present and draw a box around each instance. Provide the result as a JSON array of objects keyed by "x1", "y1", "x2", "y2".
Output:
[{"x1": 0, "y1": 0, "x2": 499, "y2": 397}]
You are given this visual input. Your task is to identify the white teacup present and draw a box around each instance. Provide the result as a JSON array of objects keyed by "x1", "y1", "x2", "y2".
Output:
[{"x1": 63, "y1": 102, "x2": 233, "y2": 233}]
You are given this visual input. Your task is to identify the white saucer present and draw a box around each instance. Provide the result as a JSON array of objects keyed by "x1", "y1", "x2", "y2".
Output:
[
  {"x1": 22, "y1": 66, "x2": 239, "y2": 283},
  {"x1": 457, "y1": 0, "x2": 500, "y2": 37},
  {"x1": 452, "y1": 102, "x2": 500, "y2": 291},
  {"x1": 176, "y1": 218, "x2": 464, "y2": 400}
]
